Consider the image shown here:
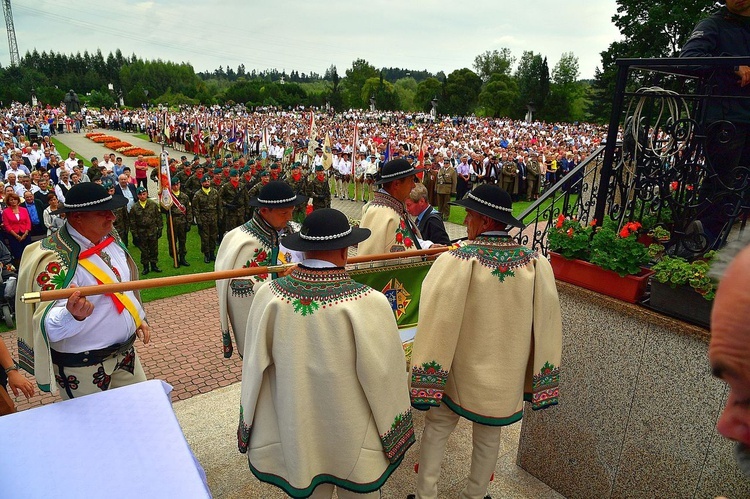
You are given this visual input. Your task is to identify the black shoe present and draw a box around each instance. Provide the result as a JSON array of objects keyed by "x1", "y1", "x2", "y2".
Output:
[
  {"x1": 179, "y1": 258, "x2": 190, "y2": 267},
  {"x1": 204, "y1": 253, "x2": 210, "y2": 264},
  {"x1": 142, "y1": 266, "x2": 150, "y2": 276},
  {"x1": 210, "y1": 251, "x2": 216, "y2": 262},
  {"x1": 151, "y1": 264, "x2": 162, "y2": 273}
]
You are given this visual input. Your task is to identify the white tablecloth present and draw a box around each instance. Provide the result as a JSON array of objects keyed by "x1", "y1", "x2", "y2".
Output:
[{"x1": 0, "y1": 380, "x2": 211, "y2": 498}]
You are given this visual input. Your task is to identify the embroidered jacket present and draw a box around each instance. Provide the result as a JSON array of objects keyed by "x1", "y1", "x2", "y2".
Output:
[
  {"x1": 238, "y1": 266, "x2": 414, "y2": 497},
  {"x1": 215, "y1": 210, "x2": 300, "y2": 358},
  {"x1": 410, "y1": 235, "x2": 562, "y2": 425},
  {"x1": 358, "y1": 191, "x2": 421, "y2": 255},
  {"x1": 15, "y1": 224, "x2": 143, "y2": 394}
]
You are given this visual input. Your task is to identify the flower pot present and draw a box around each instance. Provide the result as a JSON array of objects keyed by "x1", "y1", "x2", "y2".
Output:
[
  {"x1": 548, "y1": 251, "x2": 654, "y2": 303},
  {"x1": 649, "y1": 280, "x2": 712, "y2": 328}
]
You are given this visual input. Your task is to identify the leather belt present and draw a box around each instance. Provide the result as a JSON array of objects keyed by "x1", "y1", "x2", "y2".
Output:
[{"x1": 51, "y1": 334, "x2": 136, "y2": 367}]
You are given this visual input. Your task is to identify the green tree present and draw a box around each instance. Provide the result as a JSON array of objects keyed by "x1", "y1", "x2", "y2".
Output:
[
  {"x1": 473, "y1": 48, "x2": 516, "y2": 82},
  {"x1": 478, "y1": 73, "x2": 518, "y2": 117},
  {"x1": 415, "y1": 77, "x2": 443, "y2": 113},
  {"x1": 589, "y1": 0, "x2": 713, "y2": 122},
  {"x1": 341, "y1": 58, "x2": 378, "y2": 109},
  {"x1": 394, "y1": 77, "x2": 417, "y2": 111},
  {"x1": 545, "y1": 52, "x2": 585, "y2": 122},
  {"x1": 514, "y1": 51, "x2": 550, "y2": 119},
  {"x1": 442, "y1": 68, "x2": 482, "y2": 116}
]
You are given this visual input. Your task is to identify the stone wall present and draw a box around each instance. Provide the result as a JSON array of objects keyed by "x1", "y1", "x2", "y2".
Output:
[{"x1": 517, "y1": 281, "x2": 750, "y2": 498}]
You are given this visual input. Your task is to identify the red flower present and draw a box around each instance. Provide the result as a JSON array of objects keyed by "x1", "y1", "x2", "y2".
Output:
[
  {"x1": 566, "y1": 228, "x2": 574, "y2": 237},
  {"x1": 404, "y1": 237, "x2": 413, "y2": 248},
  {"x1": 256, "y1": 250, "x2": 267, "y2": 262},
  {"x1": 670, "y1": 181, "x2": 679, "y2": 191},
  {"x1": 686, "y1": 184, "x2": 694, "y2": 191},
  {"x1": 555, "y1": 214, "x2": 565, "y2": 229},
  {"x1": 400, "y1": 220, "x2": 406, "y2": 230},
  {"x1": 396, "y1": 232, "x2": 403, "y2": 243},
  {"x1": 619, "y1": 227, "x2": 630, "y2": 238},
  {"x1": 590, "y1": 219, "x2": 597, "y2": 227}
]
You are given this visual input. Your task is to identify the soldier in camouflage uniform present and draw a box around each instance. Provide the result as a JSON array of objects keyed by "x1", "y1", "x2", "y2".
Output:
[
  {"x1": 307, "y1": 165, "x2": 331, "y2": 211},
  {"x1": 220, "y1": 169, "x2": 248, "y2": 235},
  {"x1": 246, "y1": 170, "x2": 271, "y2": 219},
  {"x1": 192, "y1": 175, "x2": 221, "y2": 263},
  {"x1": 285, "y1": 162, "x2": 308, "y2": 222},
  {"x1": 163, "y1": 177, "x2": 192, "y2": 267},
  {"x1": 183, "y1": 165, "x2": 205, "y2": 204},
  {"x1": 130, "y1": 186, "x2": 163, "y2": 275}
]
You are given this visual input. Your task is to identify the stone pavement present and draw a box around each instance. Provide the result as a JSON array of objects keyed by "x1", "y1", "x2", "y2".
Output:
[{"x1": 0, "y1": 130, "x2": 558, "y2": 497}]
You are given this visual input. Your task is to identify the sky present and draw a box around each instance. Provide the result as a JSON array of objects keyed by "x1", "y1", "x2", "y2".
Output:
[{"x1": 6, "y1": 0, "x2": 622, "y2": 80}]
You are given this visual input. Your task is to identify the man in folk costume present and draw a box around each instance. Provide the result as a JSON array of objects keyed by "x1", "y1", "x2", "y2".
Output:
[
  {"x1": 215, "y1": 181, "x2": 306, "y2": 359},
  {"x1": 238, "y1": 208, "x2": 414, "y2": 498},
  {"x1": 358, "y1": 159, "x2": 435, "y2": 255},
  {"x1": 15, "y1": 183, "x2": 151, "y2": 399},
  {"x1": 408, "y1": 184, "x2": 562, "y2": 499}
]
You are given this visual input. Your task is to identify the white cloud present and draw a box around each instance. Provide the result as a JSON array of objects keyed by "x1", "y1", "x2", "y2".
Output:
[{"x1": 9, "y1": 0, "x2": 622, "y2": 79}]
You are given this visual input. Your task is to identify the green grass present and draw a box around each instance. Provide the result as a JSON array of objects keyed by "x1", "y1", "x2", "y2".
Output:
[
  {"x1": 133, "y1": 133, "x2": 150, "y2": 142},
  {"x1": 52, "y1": 138, "x2": 92, "y2": 168},
  {"x1": 124, "y1": 215, "x2": 217, "y2": 303}
]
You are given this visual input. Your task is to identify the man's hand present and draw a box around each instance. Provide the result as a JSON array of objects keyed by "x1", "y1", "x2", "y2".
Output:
[
  {"x1": 66, "y1": 287, "x2": 94, "y2": 321},
  {"x1": 8, "y1": 370, "x2": 34, "y2": 399},
  {"x1": 136, "y1": 322, "x2": 151, "y2": 345},
  {"x1": 736, "y1": 65, "x2": 750, "y2": 87},
  {"x1": 277, "y1": 264, "x2": 297, "y2": 277}
]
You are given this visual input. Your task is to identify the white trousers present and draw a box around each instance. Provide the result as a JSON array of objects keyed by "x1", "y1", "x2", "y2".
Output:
[{"x1": 415, "y1": 403, "x2": 502, "y2": 499}]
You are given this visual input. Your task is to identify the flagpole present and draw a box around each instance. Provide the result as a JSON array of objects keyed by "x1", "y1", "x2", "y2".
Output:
[
  {"x1": 168, "y1": 210, "x2": 179, "y2": 268},
  {"x1": 21, "y1": 247, "x2": 452, "y2": 304}
]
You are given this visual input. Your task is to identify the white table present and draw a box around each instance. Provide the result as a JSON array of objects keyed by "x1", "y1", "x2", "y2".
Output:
[{"x1": 0, "y1": 380, "x2": 211, "y2": 498}]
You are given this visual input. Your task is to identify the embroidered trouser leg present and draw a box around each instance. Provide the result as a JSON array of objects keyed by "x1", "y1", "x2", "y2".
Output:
[
  {"x1": 308, "y1": 483, "x2": 380, "y2": 498},
  {"x1": 459, "y1": 421, "x2": 502, "y2": 499},
  {"x1": 54, "y1": 347, "x2": 146, "y2": 400},
  {"x1": 415, "y1": 403, "x2": 460, "y2": 499}
]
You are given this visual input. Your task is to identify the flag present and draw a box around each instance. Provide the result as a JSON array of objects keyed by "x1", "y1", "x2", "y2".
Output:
[
  {"x1": 349, "y1": 259, "x2": 434, "y2": 365},
  {"x1": 243, "y1": 124, "x2": 249, "y2": 155},
  {"x1": 163, "y1": 112, "x2": 170, "y2": 140},
  {"x1": 323, "y1": 133, "x2": 333, "y2": 170},
  {"x1": 384, "y1": 141, "x2": 391, "y2": 163},
  {"x1": 351, "y1": 121, "x2": 358, "y2": 176},
  {"x1": 307, "y1": 111, "x2": 318, "y2": 158},
  {"x1": 158, "y1": 151, "x2": 173, "y2": 210},
  {"x1": 416, "y1": 135, "x2": 425, "y2": 181}
]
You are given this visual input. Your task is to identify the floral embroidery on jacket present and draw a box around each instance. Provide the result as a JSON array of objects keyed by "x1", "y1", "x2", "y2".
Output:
[
  {"x1": 270, "y1": 267, "x2": 369, "y2": 316},
  {"x1": 380, "y1": 411, "x2": 415, "y2": 463},
  {"x1": 451, "y1": 236, "x2": 536, "y2": 282},
  {"x1": 410, "y1": 360, "x2": 449, "y2": 407},
  {"x1": 531, "y1": 361, "x2": 560, "y2": 410}
]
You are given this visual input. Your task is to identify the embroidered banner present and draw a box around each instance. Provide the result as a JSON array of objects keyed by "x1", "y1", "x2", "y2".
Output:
[{"x1": 349, "y1": 259, "x2": 433, "y2": 367}]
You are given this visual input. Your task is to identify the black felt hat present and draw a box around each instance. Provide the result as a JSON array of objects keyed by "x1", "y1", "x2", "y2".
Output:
[
  {"x1": 282, "y1": 208, "x2": 370, "y2": 251},
  {"x1": 248, "y1": 180, "x2": 307, "y2": 208},
  {"x1": 450, "y1": 184, "x2": 523, "y2": 228},
  {"x1": 375, "y1": 158, "x2": 424, "y2": 185},
  {"x1": 51, "y1": 182, "x2": 128, "y2": 214}
]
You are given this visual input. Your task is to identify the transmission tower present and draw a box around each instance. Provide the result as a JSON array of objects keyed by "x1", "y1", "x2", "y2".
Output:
[{"x1": 2, "y1": 0, "x2": 19, "y2": 66}]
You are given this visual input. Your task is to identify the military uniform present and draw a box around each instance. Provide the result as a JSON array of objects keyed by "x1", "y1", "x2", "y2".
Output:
[
  {"x1": 112, "y1": 204, "x2": 129, "y2": 247},
  {"x1": 285, "y1": 168, "x2": 308, "y2": 223},
  {"x1": 307, "y1": 168, "x2": 332, "y2": 211},
  {"x1": 129, "y1": 190, "x2": 163, "y2": 273},
  {"x1": 163, "y1": 182, "x2": 192, "y2": 266},
  {"x1": 500, "y1": 160, "x2": 519, "y2": 196},
  {"x1": 192, "y1": 183, "x2": 221, "y2": 262},
  {"x1": 526, "y1": 158, "x2": 542, "y2": 200},
  {"x1": 435, "y1": 164, "x2": 457, "y2": 221},
  {"x1": 220, "y1": 178, "x2": 248, "y2": 234}
]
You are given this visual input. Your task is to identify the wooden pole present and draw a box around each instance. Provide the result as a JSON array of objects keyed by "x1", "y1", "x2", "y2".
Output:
[
  {"x1": 20, "y1": 246, "x2": 450, "y2": 304},
  {"x1": 167, "y1": 210, "x2": 179, "y2": 268}
]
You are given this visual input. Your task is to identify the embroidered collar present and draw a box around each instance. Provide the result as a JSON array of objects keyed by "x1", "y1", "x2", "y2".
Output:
[
  {"x1": 242, "y1": 209, "x2": 279, "y2": 248},
  {"x1": 370, "y1": 190, "x2": 406, "y2": 215}
]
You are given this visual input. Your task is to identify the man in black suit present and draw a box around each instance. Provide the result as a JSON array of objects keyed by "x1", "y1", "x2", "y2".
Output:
[{"x1": 405, "y1": 183, "x2": 450, "y2": 245}]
